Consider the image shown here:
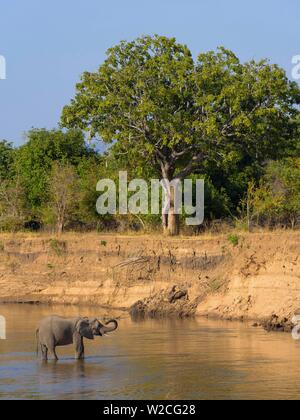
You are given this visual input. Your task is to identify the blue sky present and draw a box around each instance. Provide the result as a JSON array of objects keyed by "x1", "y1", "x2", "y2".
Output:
[{"x1": 0, "y1": 0, "x2": 299, "y2": 145}]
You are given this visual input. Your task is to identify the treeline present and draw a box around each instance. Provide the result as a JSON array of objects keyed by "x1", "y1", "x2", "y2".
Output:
[
  {"x1": 0, "y1": 128, "x2": 299, "y2": 233},
  {"x1": 0, "y1": 129, "x2": 102, "y2": 233},
  {"x1": 1, "y1": 35, "x2": 300, "y2": 234}
]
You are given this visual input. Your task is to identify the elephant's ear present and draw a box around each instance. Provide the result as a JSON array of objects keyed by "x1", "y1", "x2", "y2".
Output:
[{"x1": 77, "y1": 320, "x2": 94, "y2": 340}]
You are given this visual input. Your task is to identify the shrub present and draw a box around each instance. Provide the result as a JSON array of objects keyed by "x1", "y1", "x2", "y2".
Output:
[{"x1": 227, "y1": 234, "x2": 239, "y2": 247}]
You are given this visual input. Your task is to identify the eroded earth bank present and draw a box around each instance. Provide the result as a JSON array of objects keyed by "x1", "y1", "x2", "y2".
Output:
[{"x1": 0, "y1": 232, "x2": 299, "y2": 326}]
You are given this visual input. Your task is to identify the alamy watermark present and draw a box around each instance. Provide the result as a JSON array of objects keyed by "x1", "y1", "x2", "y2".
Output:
[
  {"x1": 96, "y1": 172, "x2": 205, "y2": 226},
  {"x1": 291, "y1": 314, "x2": 300, "y2": 340},
  {"x1": 0, "y1": 55, "x2": 6, "y2": 80},
  {"x1": 292, "y1": 55, "x2": 300, "y2": 80},
  {"x1": 0, "y1": 316, "x2": 6, "y2": 340}
]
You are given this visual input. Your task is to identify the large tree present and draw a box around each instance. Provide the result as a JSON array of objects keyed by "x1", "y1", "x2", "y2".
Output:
[{"x1": 61, "y1": 35, "x2": 300, "y2": 235}]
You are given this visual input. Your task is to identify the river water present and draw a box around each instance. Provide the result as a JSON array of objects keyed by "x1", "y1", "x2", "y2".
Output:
[{"x1": 0, "y1": 304, "x2": 300, "y2": 400}]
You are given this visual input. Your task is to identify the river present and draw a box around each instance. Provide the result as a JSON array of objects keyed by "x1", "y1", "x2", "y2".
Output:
[{"x1": 0, "y1": 304, "x2": 299, "y2": 400}]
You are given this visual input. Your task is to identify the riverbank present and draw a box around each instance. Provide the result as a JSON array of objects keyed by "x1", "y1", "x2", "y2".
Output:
[{"x1": 0, "y1": 232, "x2": 299, "y2": 324}]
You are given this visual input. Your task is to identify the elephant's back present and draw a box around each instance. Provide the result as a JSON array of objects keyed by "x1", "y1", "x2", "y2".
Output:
[
  {"x1": 38, "y1": 316, "x2": 55, "y2": 331},
  {"x1": 38, "y1": 315, "x2": 63, "y2": 330},
  {"x1": 38, "y1": 316, "x2": 77, "y2": 346}
]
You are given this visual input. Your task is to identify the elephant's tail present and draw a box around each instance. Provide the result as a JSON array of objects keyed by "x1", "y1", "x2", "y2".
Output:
[{"x1": 35, "y1": 329, "x2": 39, "y2": 357}]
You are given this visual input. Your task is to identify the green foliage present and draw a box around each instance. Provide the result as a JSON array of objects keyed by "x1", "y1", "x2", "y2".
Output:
[
  {"x1": 0, "y1": 177, "x2": 26, "y2": 231},
  {"x1": 0, "y1": 140, "x2": 14, "y2": 180},
  {"x1": 76, "y1": 156, "x2": 104, "y2": 226},
  {"x1": 227, "y1": 234, "x2": 239, "y2": 247},
  {"x1": 62, "y1": 36, "x2": 299, "y2": 184},
  {"x1": 62, "y1": 35, "x2": 195, "y2": 175},
  {"x1": 0, "y1": 215, "x2": 24, "y2": 232},
  {"x1": 43, "y1": 162, "x2": 80, "y2": 233},
  {"x1": 14, "y1": 128, "x2": 95, "y2": 210},
  {"x1": 238, "y1": 159, "x2": 300, "y2": 229},
  {"x1": 49, "y1": 239, "x2": 67, "y2": 256},
  {"x1": 0, "y1": 36, "x2": 299, "y2": 234},
  {"x1": 61, "y1": 35, "x2": 300, "y2": 234},
  {"x1": 194, "y1": 49, "x2": 299, "y2": 163}
]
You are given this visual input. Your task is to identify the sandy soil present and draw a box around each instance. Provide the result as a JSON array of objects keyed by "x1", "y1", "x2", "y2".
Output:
[{"x1": 0, "y1": 232, "x2": 299, "y2": 323}]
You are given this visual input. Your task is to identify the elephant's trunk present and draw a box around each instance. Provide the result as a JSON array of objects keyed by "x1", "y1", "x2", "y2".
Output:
[{"x1": 100, "y1": 319, "x2": 118, "y2": 335}]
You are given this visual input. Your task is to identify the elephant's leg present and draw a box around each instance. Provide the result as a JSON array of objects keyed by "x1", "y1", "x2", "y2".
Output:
[
  {"x1": 78, "y1": 343, "x2": 85, "y2": 360},
  {"x1": 53, "y1": 348, "x2": 59, "y2": 361},
  {"x1": 76, "y1": 342, "x2": 85, "y2": 360},
  {"x1": 48, "y1": 346, "x2": 58, "y2": 361},
  {"x1": 74, "y1": 333, "x2": 85, "y2": 360},
  {"x1": 44, "y1": 336, "x2": 58, "y2": 360},
  {"x1": 45, "y1": 337, "x2": 58, "y2": 361},
  {"x1": 41, "y1": 344, "x2": 48, "y2": 361}
]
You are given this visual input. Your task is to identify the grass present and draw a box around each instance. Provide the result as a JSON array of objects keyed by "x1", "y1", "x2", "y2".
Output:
[
  {"x1": 49, "y1": 239, "x2": 67, "y2": 256},
  {"x1": 0, "y1": 228, "x2": 298, "y2": 244}
]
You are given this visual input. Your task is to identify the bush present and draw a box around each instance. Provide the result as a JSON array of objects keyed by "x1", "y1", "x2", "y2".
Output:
[
  {"x1": 240, "y1": 159, "x2": 300, "y2": 229},
  {"x1": 227, "y1": 234, "x2": 239, "y2": 247}
]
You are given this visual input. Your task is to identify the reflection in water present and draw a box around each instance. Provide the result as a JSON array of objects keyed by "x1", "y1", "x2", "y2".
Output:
[{"x1": 0, "y1": 304, "x2": 300, "y2": 400}]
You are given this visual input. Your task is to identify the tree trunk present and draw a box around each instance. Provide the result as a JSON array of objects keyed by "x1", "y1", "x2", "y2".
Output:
[
  {"x1": 164, "y1": 184, "x2": 180, "y2": 236},
  {"x1": 57, "y1": 218, "x2": 64, "y2": 235},
  {"x1": 167, "y1": 207, "x2": 180, "y2": 236},
  {"x1": 162, "y1": 213, "x2": 169, "y2": 234},
  {"x1": 160, "y1": 164, "x2": 180, "y2": 236},
  {"x1": 163, "y1": 210, "x2": 180, "y2": 236},
  {"x1": 291, "y1": 217, "x2": 296, "y2": 230}
]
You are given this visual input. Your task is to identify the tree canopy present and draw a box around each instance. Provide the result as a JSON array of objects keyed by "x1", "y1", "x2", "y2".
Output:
[
  {"x1": 14, "y1": 128, "x2": 96, "y2": 209},
  {"x1": 61, "y1": 35, "x2": 300, "y2": 234}
]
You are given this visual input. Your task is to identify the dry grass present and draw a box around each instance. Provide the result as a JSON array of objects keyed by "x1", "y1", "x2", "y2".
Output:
[{"x1": 0, "y1": 227, "x2": 299, "y2": 244}]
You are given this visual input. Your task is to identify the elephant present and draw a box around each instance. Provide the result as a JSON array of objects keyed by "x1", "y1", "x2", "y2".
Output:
[{"x1": 36, "y1": 315, "x2": 118, "y2": 361}]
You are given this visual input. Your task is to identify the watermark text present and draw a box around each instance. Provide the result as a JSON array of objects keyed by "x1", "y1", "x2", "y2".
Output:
[
  {"x1": 292, "y1": 55, "x2": 300, "y2": 80},
  {"x1": 96, "y1": 172, "x2": 205, "y2": 226},
  {"x1": 0, "y1": 55, "x2": 6, "y2": 80},
  {"x1": 0, "y1": 316, "x2": 6, "y2": 340}
]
